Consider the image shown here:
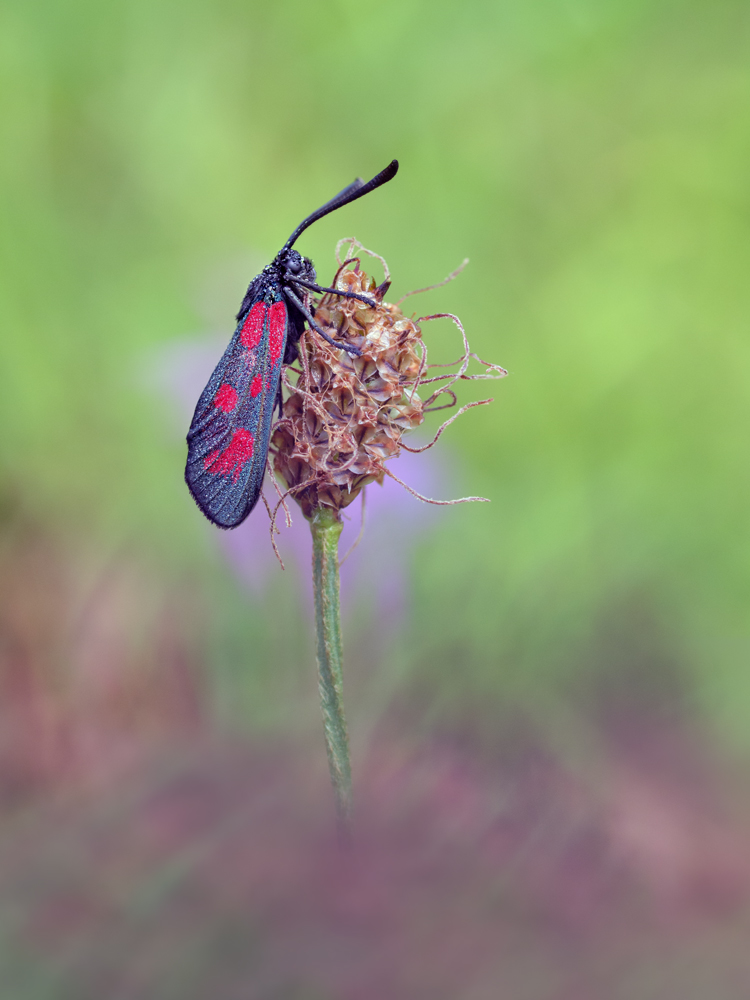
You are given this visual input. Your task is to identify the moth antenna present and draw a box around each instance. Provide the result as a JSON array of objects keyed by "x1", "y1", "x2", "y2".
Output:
[{"x1": 284, "y1": 160, "x2": 398, "y2": 250}]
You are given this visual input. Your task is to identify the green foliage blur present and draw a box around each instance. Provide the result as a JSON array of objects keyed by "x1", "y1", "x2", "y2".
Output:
[{"x1": 2, "y1": 0, "x2": 749, "y2": 747}]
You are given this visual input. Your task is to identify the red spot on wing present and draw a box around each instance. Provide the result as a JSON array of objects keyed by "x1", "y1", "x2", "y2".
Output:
[
  {"x1": 268, "y1": 301, "x2": 286, "y2": 363},
  {"x1": 250, "y1": 374, "x2": 263, "y2": 397},
  {"x1": 213, "y1": 383, "x2": 238, "y2": 412},
  {"x1": 204, "y1": 429, "x2": 254, "y2": 483},
  {"x1": 241, "y1": 302, "x2": 265, "y2": 349}
]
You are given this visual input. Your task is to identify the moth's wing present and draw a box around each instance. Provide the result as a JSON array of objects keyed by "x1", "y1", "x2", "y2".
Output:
[{"x1": 185, "y1": 294, "x2": 288, "y2": 528}]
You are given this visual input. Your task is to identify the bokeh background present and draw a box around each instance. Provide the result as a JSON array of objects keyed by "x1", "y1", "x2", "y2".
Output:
[{"x1": 2, "y1": 0, "x2": 750, "y2": 996}]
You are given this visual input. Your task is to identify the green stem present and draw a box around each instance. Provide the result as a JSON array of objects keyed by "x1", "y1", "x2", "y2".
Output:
[{"x1": 310, "y1": 505, "x2": 352, "y2": 839}]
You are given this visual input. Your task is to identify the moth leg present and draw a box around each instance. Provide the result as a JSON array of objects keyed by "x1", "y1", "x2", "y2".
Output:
[
  {"x1": 283, "y1": 287, "x2": 362, "y2": 357},
  {"x1": 290, "y1": 278, "x2": 377, "y2": 308}
]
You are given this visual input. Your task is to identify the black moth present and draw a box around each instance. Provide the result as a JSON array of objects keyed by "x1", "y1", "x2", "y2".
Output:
[{"x1": 185, "y1": 160, "x2": 399, "y2": 529}]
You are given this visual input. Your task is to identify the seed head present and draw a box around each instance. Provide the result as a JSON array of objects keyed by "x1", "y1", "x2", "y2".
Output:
[{"x1": 271, "y1": 242, "x2": 506, "y2": 523}]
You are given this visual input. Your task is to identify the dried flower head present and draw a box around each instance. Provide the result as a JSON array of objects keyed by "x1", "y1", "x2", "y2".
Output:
[{"x1": 270, "y1": 240, "x2": 506, "y2": 524}]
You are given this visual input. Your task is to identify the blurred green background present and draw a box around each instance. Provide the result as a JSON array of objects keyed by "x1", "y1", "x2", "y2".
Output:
[
  {"x1": 2, "y1": 0, "x2": 750, "y2": 994},
  {"x1": 3, "y1": 0, "x2": 748, "y2": 742}
]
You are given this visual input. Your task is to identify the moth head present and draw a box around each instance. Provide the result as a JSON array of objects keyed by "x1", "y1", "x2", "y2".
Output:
[{"x1": 281, "y1": 248, "x2": 316, "y2": 283}]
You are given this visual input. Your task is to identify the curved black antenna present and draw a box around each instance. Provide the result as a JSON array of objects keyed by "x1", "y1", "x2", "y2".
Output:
[
  {"x1": 314, "y1": 177, "x2": 366, "y2": 215},
  {"x1": 284, "y1": 160, "x2": 399, "y2": 250}
]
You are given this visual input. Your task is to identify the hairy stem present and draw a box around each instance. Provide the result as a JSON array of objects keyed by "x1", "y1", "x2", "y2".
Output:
[{"x1": 310, "y1": 506, "x2": 352, "y2": 839}]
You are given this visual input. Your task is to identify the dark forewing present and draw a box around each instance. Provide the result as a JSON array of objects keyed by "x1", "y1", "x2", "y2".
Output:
[{"x1": 185, "y1": 291, "x2": 288, "y2": 528}]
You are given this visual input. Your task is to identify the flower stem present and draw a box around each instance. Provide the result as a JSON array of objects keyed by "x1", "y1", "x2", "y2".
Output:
[{"x1": 310, "y1": 505, "x2": 352, "y2": 839}]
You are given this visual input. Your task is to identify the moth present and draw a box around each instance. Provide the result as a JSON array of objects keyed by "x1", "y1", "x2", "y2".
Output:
[{"x1": 185, "y1": 160, "x2": 398, "y2": 528}]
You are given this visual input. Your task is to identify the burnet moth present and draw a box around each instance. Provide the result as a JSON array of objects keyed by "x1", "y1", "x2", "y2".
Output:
[{"x1": 185, "y1": 160, "x2": 399, "y2": 529}]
